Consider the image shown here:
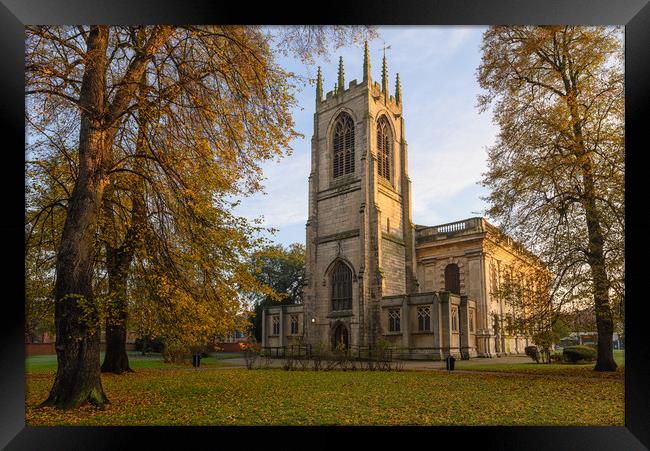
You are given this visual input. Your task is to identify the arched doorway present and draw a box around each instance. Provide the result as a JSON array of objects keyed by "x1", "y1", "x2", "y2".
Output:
[{"x1": 332, "y1": 323, "x2": 349, "y2": 351}]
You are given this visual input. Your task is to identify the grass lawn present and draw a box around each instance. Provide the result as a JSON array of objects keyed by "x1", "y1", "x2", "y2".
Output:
[
  {"x1": 26, "y1": 352, "x2": 242, "y2": 373},
  {"x1": 455, "y1": 350, "x2": 625, "y2": 380},
  {"x1": 26, "y1": 365, "x2": 623, "y2": 426}
]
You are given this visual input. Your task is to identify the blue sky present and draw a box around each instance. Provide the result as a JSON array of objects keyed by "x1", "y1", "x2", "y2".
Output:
[{"x1": 234, "y1": 26, "x2": 497, "y2": 248}]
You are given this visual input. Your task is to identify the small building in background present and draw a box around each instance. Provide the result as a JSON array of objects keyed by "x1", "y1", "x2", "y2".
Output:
[{"x1": 559, "y1": 332, "x2": 624, "y2": 350}]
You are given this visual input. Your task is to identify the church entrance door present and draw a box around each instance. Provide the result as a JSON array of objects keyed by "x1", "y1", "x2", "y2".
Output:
[{"x1": 332, "y1": 323, "x2": 349, "y2": 351}]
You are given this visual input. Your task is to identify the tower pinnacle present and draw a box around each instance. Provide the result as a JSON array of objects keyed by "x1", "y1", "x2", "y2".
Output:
[
  {"x1": 381, "y1": 53, "x2": 388, "y2": 99},
  {"x1": 316, "y1": 66, "x2": 323, "y2": 103},
  {"x1": 363, "y1": 41, "x2": 371, "y2": 82},
  {"x1": 395, "y1": 73, "x2": 401, "y2": 104},
  {"x1": 337, "y1": 56, "x2": 345, "y2": 93}
]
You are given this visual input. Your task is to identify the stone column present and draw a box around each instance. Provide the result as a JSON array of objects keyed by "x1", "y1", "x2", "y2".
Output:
[
  {"x1": 279, "y1": 307, "x2": 285, "y2": 348},
  {"x1": 430, "y1": 295, "x2": 443, "y2": 360},
  {"x1": 459, "y1": 296, "x2": 470, "y2": 359},
  {"x1": 440, "y1": 293, "x2": 451, "y2": 357},
  {"x1": 402, "y1": 296, "x2": 410, "y2": 350},
  {"x1": 261, "y1": 308, "x2": 267, "y2": 348}
]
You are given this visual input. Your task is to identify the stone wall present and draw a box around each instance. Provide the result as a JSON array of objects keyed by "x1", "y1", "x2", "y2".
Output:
[
  {"x1": 379, "y1": 292, "x2": 477, "y2": 360},
  {"x1": 415, "y1": 217, "x2": 543, "y2": 357},
  {"x1": 262, "y1": 304, "x2": 305, "y2": 349},
  {"x1": 381, "y1": 237, "x2": 406, "y2": 296},
  {"x1": 316, "y1": 186, "x2": 361, "y2": 238}
]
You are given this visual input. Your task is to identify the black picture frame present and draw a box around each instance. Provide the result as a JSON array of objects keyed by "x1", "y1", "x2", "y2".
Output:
[{"x1": 2, "y1": 1, "x2": 648, "y2": 449}]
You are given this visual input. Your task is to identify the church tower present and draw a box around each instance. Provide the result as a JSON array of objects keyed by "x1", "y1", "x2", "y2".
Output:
[{"x1": 303, "y1": 43, "x2": 418, "y2": 350}]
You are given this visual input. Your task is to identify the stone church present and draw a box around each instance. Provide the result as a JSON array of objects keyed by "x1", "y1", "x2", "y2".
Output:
[{"x1": 262, "y1": 44, "x2": 545, "y2": 359}]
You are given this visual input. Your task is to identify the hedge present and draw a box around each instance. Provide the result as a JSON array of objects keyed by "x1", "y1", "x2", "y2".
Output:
[{"x1": 563, "y1": 345, "x2": 597, "y2": 363}]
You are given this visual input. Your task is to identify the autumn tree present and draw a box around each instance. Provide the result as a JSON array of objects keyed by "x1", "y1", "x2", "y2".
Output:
[
  {"x1": 25, "y1": 150, "x2": 70, "y2": 343},
  {"x1": 493, "y1": 261, "x2": 551, "y2": 332},
  {"x1": 274, "y1": 26, "x2": 377, "y2": 63},
  {"x1": 26, "y1": 25, "x2": 179, "y2": 408},
  {"x1": 477, "y1": 26, "x2": 624, "y2": 371},
  {"x1": 491, "y1": 257, "x2": 559, "y2": 362},
  {"x1": 247, "y1": 243, "x2": 306, "y2": 341},
  {"x1": 96, "y1": 26, "x2": 373, "y2": 368},
  {"x1": 127, "y1": 210, "x2": 264, "y2": 363},
  {"x1": 26, "y1": 25, "x2": 376, "y2": 408}
]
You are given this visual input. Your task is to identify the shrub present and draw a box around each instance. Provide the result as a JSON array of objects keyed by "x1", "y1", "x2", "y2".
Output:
[
  {"x1": 135, "y1": 336, "x2": 165, "y2": 354},
  {"x1": 282, "y1": 353, "x2": 296, "y2": 371},
  {"x1": 162, "y1": 340, "x2": 189, "y2": 363},
  {"x1": 524, "y1": 346, "x2": 539, "y2": 363},
  {"x1": 311, "y1": 342, "x2": 327, "y2": 371},
  {"x1": 241, "y1": 338, "x2": 260, "y2": 370},
  {"x1": 332, "y1": 341, "x2": 352, "y2": 371},
  {"x1": 563, "y1": 345, "x2": 597, "y2": 363},
  {"x1": 297, "y1": 354, "x2": 311, "y2": 370},
  {"x1": 532, "y1": 330, "x2": 557, "y2": 363}
]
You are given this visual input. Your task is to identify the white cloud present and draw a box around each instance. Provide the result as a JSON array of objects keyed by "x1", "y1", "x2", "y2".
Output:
[
  {"x1": 408, "y1": 106, "x2": 497, "y2": 225},
  {"x1": 388, "y1": 27, "x2": 475, "y2": 63},
  {"x1": 234, "y1": 148, "x2": 310, "y2": 229}
]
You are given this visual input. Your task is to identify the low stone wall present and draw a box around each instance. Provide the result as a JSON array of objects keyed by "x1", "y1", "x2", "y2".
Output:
[
  {"x1": 26, "y1": 343, "x2": 55, "y2": 356},
  {"x1": 212, "y1": 342, "x2": 245, "y2": 353}
]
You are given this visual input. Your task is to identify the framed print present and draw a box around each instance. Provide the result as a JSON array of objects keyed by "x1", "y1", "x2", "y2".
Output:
[{"x1": 2, "y1": 0, "x2": 649, "y2": 449}]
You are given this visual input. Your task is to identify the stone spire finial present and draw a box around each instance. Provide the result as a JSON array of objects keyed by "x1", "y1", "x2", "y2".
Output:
[
  {"x1": 316, "y1": 66, "x2": 323, "y2": 103},
  {"x1": 395, "y1": 73, "x2": 401, "y2": 104},
  {"x1": 363, "y1": 41, "x2": 371, "y2": 82},
  {"x1": 337, "y1": 56, "x2": 345, "y2": 93},
  {"x1": 381, "y1": 53, "x2": 388, "y2": 98}
]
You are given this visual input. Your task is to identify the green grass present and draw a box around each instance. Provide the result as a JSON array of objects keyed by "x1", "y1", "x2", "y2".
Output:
[
  {"x1": 26, "y1": 352, "x2": 242, "y2": 373},
  {"x1": 26, "y1": 367, "x2": 623, "y2": 426},
  {"x1": 455, "y1": 350, "x2": 625, "y2": 379}
]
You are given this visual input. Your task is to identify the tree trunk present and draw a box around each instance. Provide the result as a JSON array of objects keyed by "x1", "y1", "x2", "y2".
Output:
[
  {"x1": 583, "y1": 188, "x2": 617, "y2": 371},
  {"x1": 101, "y1": 245, "x2": 134, "y2": 374},
  {"x1": 565, "y1": 88, "x2": 617, "y2": 372},
  {"x1": 579, "y1": 155, "x2": 617, "y2": 372},
  {"x1": 102, "y1": 317, "x2": 133, "y2": 374},
  {"x1": 100, "y1": 82, "x2": 148, "y2": 374},
  {"x1": 42, "y1": 26, "x2": 111, "y2": 409}
]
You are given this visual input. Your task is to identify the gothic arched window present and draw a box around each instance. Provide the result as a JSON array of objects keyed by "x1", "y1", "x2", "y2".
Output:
[
  {"x1": 331, "y1": 261, "x2": 352, "y2": 311},
  {"x1": 445, "y1": 263, "x2": 461, "y2": 295},
  {"x1": 332, "y1": 113, "x2": 355, "y2": 178},
  {"x1": 377, "y1": 116, "x2": 392, "y2": 181}
]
